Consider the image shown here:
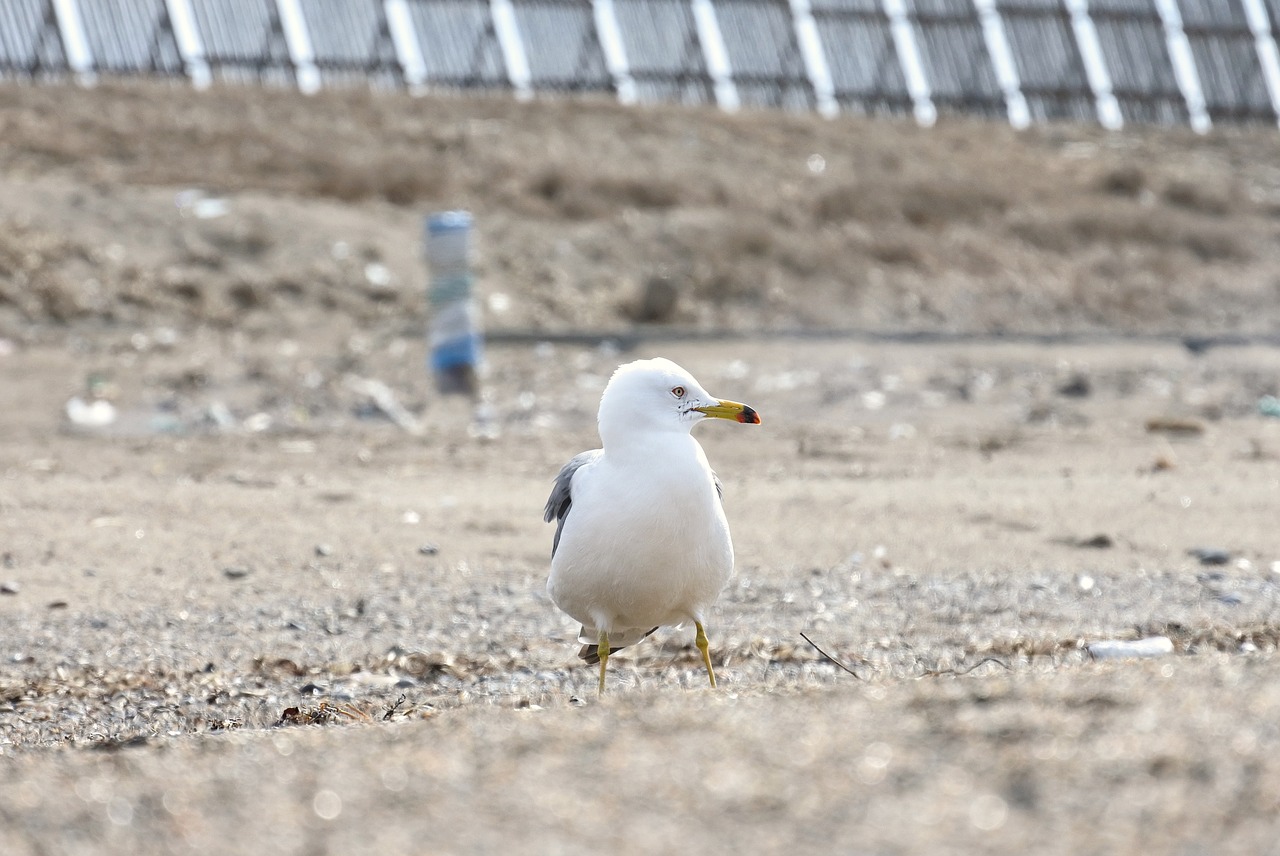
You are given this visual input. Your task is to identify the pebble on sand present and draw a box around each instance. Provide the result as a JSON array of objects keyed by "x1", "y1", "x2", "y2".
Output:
[{"x1": 1188, "y1": 547, "x2": 1230, "y2": 566}]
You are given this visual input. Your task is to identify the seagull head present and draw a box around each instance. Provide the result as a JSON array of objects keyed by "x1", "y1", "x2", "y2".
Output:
[{"x1": 597, "y1": 357, "x2": 761, "y2": 443}]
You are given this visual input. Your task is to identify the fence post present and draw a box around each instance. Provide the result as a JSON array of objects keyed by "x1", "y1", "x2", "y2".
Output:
[
  {"x1": 1152, "y1": 0, "x2": 1209, "y2": 132},
  {"x1": 691, "y1": 0, "x2": 740, "y2": 110},
  {"x1": 1241, "y1": 0, "x2": 1280, "y2": 127},
  {"x1": 164, "y1": 0, "x2": 211, "y2": 88},
  {"x1": 972, "y1": 0, "x2": 1029, "y2": 128},
  {"x1": 593, "y1": 0, "x2": 636, "y2": 104},
  {"x1": 789, "y1": 0, "x2": 837, "y2": 117},
  {"x1": 50, "y1": 0, "x2": 95, "y2": 84},
  {"x1": 1063, "y1": 0, "x2": 1121, "y2": 129},
  {"x1": 491, "y1": 0, "x2": 533, "y2": 98},
  {"x1": 385, "y1": 0, "x2": 428, "y2": 90},
  {"x1": 883, "y1": 0, "x2": 934, "y2": 125},
  {"x1": 275, "y1": 0, "x2": 321, "y2": 93}
]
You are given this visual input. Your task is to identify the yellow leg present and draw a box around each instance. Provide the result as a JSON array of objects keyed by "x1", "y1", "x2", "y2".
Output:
[
  {"x1": 597, "y1": 629, "x2": 609, "y2": 697},
  {"x1": 695, "y1": 621, "x2": 717, "y2": 688}
]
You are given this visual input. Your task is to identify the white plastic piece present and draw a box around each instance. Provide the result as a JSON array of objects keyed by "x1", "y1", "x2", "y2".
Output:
[
  {"x1": 65, "y1": 397, "x2": 117, "y2": 428},
  {"x1": 1087, "y1": 637, "x2": 1175, "y2": 660}
]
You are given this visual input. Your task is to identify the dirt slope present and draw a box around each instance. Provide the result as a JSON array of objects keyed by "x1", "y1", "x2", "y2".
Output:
[{"x1": 4, "y1": 82, "x2": 1280, "y2": 343}]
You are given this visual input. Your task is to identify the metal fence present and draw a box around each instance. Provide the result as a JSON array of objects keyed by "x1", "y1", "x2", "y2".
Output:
[{"x1": 3, "y1": 0, "x2": 1280, "y2": 129}]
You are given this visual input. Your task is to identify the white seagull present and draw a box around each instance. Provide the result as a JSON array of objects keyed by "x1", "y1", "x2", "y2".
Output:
[{"x1": 544, "y1": 357, "x2": 761, "y2": 694}]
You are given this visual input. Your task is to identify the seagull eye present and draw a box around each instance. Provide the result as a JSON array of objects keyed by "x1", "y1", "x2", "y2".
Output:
[{"x1": 671, "y1": 386, "x2": 686, "y2": 398}]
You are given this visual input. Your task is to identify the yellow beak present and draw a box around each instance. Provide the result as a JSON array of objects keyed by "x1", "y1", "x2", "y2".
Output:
[{"x1": 694, "y1": 399, "x2": 762, "y2": 424}]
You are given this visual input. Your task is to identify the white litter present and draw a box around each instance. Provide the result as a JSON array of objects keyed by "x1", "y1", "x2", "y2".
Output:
[
  {"x1": 65, "y1": 397, "x2": 117, "y2": 428},
  {"x1": 1086, "y1": 637, "x2": 1174, "y2": 660}
]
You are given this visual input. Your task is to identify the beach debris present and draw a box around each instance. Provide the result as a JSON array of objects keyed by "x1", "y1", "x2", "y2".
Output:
[
  {"x1": 175, "y1": 189, "x2": 229, "y2": 219},
  {"x1": 205, "y1": 402, "x2": 236, "y2": 430},
  {"x1": 346, "y1": 375, "x2": 423, "y2": 435},
  {"x1": 1188, "y1": 547, "x2": 1230, "y2": 566},
  {"x1": 799, "y1": 632, "x2": 864, "y2": 679},
  {"x1": 1145, "y1": 416, "x2": 1204, "y2": 435},
  {"x1": 243, "y1": 412, "x2": 273, "y2": 433},
  {"x1": 1086, "y1": 637, "x2": 1174, "y2": 660},
  {"x1": 65, "y1": 396, "x2": 117, "y2": 428},
  {"x1": 1057, "y1": 373, "x2": 1091, "y2": 397},
  {"x1": 363, "y1": 262, "x2": 392, "y2": 289}
]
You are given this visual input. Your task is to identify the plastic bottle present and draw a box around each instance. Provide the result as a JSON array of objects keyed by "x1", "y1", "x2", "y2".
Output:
[{"x1": 425, "y1": 211, "x2": 482, "y2": 395}]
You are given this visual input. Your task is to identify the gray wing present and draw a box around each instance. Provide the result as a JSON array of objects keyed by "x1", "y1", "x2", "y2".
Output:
[{"x1": 544, "y1": 449, "x2": 603, "y2": 557}]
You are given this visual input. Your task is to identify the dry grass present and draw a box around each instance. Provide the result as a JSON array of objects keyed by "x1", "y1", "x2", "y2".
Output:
[
  {"x1": 812, "y1": 181, "x2": 899, "y2": 224},
  {"x1": 4, "y1": 82, "x2": 1280, "y2": 339},
  {"x1": 525, "y1": 166, "x2": 683, "y2": 219},
  {"x1": 899, "y1": 178, "x2": 1010, "y2": 227},
  {"x1": 1008, "y1": 203, "x2": 1252, "y2": 262},
  {"x1": 308, "y1": 151, "x2": 449, "y2": 206},
  {"x1": 1097, "y1": 164, "x2": 1147, "y2": 197},
  {"x1": 1161, "y1": 178, "x2": 1242, "y2": 217}
]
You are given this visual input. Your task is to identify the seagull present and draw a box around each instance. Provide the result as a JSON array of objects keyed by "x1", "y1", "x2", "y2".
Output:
[{"x1": 544, "y1": 357, "x2": 761, "y2": 694}]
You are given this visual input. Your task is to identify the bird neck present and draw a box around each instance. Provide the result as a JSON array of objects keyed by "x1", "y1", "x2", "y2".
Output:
[{"x1": 599, "y1": 424, "x2": 697, "y2": 460}]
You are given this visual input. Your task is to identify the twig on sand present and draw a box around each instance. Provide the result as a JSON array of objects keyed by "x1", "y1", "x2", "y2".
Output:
[
  {"x1": 346, "y1": 375, "x2": 424, "y2": 436},
  {"x1": 800, "y1": 632, "x2": 863, "y2": 680},
  {"x1": 921, "y1": 656, "x2": 1011, "y2": 678},
  {"x1": 384, "y1": 693, "x2": 408, "y2": 721}
]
